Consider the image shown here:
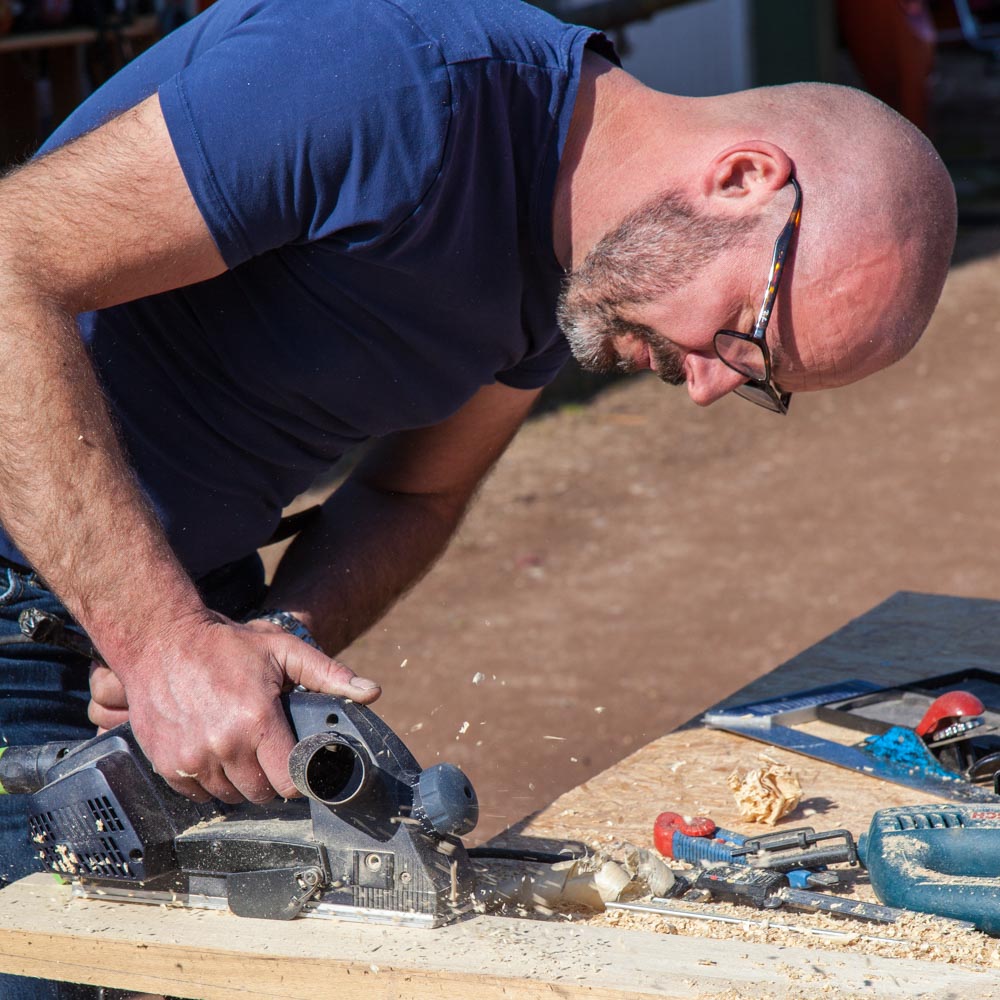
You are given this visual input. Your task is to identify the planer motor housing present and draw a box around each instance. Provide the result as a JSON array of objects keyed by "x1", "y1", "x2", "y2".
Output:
[{"x1": 6, "y1": 690, "x2": 479, "y2": 926}]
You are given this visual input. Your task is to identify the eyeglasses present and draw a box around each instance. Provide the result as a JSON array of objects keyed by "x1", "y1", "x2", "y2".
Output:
[{"x1": 713, "y1": 175, "x2": 802, "y2": 414}]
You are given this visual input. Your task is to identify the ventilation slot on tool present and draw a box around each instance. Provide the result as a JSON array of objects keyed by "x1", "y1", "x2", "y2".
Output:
[
  {"x1": 28, "y1": 811, "x2": 55, "y2": 845},
  {"x1": 88, "y1": 795, "x2": 125, "y2": 833},
  {"x1": 78, "y1": 835, "x2": 129, "y2": 878},
  {"x1": 35, "y1": 800, "x2": 100, "y2": 841},
  {"x1": 894, "y1": 810, "x2": 966, "y2": 831},
  {"x1": 27, "y1": 800, "x2": 135, "y2": 879}
]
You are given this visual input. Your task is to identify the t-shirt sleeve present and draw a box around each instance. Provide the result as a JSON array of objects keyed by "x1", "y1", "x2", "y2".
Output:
[
  {"x1": 496, "y1": 334, "x2": 571, "y2": 390},
  {"x1": 157, "y1": 2, "x2": 451, "y2": 268}
]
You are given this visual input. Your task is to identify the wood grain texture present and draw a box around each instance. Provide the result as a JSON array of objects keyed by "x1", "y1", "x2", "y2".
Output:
[
  {"x1": 0, "y1": 873, "x2": 996, "y2": 999},
  {"x1": 2, "y1": 591, "x2": 999, "y2": 996}
]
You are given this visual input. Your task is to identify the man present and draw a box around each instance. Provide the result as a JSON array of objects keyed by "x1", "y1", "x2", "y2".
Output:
[{"x1": 0, "y1": 0, "x2": 954, "y2": 994}]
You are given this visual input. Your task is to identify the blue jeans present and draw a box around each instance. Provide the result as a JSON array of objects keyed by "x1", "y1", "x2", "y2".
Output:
[{"x1": 0, "y1": 555, "x2": 266, "y2": 1000}]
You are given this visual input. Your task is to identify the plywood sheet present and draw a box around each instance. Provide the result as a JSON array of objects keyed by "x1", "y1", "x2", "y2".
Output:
[
  {"x1": 515, "y1": 590, "x2": 1000, "y2": 848},
  {"x1": 514, "y1": 725, "x2": 932, "y2": 851},
  {"x1": 0, "y1": 873, "x2": 994, "y2": 999}
]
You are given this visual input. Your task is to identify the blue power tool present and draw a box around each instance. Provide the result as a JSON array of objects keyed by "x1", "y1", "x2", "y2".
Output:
[{"x1": 859, "y1": 803, "x2": 1000, "y2": 934}]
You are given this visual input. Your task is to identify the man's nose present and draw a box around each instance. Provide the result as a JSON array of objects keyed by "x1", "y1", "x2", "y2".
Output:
[{"x1": 684, "y1": 353, "x2": 748, "y2": 407}]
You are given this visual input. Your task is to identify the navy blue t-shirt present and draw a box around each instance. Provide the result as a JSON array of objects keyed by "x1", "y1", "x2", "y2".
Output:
[{"x1": 4, "y1": 0, "x2": 617, "y2": 576}]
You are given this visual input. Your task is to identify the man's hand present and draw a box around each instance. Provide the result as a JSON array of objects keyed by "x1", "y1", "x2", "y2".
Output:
[{"x1": 90, "y1": 617, "x2": 380, "y2": 803}]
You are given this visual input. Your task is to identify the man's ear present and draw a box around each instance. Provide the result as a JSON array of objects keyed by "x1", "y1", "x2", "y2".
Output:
[{"x1": 701, "y1": 142, "x2": 793, "y2": 206}]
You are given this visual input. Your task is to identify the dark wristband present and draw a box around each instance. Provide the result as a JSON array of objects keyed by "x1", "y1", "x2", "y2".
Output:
[{"x1": 252, "y1": 609, "x2": 320, "y2": 649}]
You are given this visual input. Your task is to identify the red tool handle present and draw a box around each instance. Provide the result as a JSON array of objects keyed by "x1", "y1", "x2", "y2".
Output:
[{"x1": 653, "y1": 811, "x2": 717, "y2": 857}]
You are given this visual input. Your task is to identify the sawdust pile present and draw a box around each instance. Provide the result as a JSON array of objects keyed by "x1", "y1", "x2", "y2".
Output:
[
  {"x1": 495, "y1": 834, "x2": 1000, "y2": 971},
  {"x1": 595, "y1": 902, "x2": 1000, "y2": 968}
]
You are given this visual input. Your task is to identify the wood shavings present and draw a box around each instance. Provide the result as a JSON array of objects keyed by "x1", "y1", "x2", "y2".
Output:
[
  {"x1": 620, "y1": 844, "x2": 675, "y2": 899},
  {"x1": 726, "y1": 754, "x2": 802, "y2": 825},
  {"x1": 479, "y1": 857, "x2": 630, "y2": 912},
  {"x1": 475, "y1": 841, "x2": 683, "y2": 917},
  {"x1": 592, "y1": 897, "x2": 999, "y2": 970}
]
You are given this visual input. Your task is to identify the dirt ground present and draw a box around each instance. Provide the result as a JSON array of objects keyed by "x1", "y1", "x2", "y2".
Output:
[{"x1": 266, "y1": 48, "x2": 1000, "y2": 847}]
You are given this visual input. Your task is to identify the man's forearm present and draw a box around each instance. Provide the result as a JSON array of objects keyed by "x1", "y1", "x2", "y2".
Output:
[
  {"x1": 0, "y1": 98, "x2": 381, "y2": 805},
  {"x1": 0, "y1": 283, "x2": 207, "y2": 664},
  {"x1": 0, "y1": 285, "x2": 381, "y2": 801},
  {"x1": 265, "y1": 380, "x2": 542, "y2": 652},
  {"x1": 265, "y1": 476, "x2": 470, "y2": 654}
]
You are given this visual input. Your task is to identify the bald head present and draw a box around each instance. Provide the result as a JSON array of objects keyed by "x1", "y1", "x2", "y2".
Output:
[
  {"x1": 556, "y1": 68, "x2": 957, "y2": 404},
  {"x1": 714, "y1": 83, "x2": 956, "y2": 389}
]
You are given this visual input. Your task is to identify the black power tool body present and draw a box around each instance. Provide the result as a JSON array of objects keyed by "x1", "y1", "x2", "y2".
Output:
[{"x1": 1, "y1": 690, "x2": 479, "y2": 926}]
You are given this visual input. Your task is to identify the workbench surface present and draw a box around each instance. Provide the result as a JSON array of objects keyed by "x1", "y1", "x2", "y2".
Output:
[{"x1": 1, "y1": 591, "x2": 998, "y2": 999}]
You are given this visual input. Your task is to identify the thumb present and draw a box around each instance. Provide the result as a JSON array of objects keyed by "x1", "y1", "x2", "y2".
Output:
[{"x1": 279, "y1": 638, "x2": 382, "y2": 704}]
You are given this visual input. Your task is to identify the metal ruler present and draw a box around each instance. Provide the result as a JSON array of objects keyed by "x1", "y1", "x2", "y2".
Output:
[{"x1": 703, "y1": 680, "x2": 1000, "y2": 802}]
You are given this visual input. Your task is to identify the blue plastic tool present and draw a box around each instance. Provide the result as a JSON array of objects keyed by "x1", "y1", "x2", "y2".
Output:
[{"x1": 859, "y1": 803, "x2": 1000, "y2": 934}]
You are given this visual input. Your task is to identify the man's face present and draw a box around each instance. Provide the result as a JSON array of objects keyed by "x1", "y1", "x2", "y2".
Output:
[
  {"x1": 558, "y1": 222, "x2": 769, "y2": 407},
  {"x1": 557, "y1": 185, "x2": 904, "y2": 407}
]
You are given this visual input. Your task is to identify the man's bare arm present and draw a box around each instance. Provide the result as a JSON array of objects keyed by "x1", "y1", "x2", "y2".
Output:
[
  {"x1": 0, "y1": 93, "x2": 378, "y2": 805},
  {"x1": 266, "y1": 381, "x2": 542, "y2": 652}
]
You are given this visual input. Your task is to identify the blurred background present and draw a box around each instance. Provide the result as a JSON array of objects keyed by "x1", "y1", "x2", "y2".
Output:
[{"x1": 4, "y1": 0, "x2": 1000, "y2": 176}]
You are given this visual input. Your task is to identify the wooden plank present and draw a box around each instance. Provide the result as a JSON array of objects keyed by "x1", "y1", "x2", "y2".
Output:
[
  {"x1": 1, "y1": 591, "x2": 999, "y2": 995},
  {"x1": 0, "y1": 873, "x2": 995, "y2": 999}
]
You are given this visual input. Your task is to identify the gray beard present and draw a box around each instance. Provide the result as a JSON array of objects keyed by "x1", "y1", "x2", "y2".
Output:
[{"x1": 558, "y1": 283, "x2": 686, "y2": 387}]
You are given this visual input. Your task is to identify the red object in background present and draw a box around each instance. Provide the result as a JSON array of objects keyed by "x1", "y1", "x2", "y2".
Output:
[
  {"x1": 837, "y1": 0, "x2": 937, "y2": 131},
  {"x1": 915, "y1": 690, "x2": 986, "y2": 737},
  {"x1": 0, "y1": 0, "x2": 13, "y2": 35}
]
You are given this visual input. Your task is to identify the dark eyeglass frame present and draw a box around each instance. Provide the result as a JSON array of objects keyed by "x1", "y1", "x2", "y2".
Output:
[{"x1": 713, "y1": 175, "x2": 802, "y2": 415}]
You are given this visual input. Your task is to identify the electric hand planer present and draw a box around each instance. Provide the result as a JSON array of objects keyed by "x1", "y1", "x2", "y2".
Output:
[{"x1": 0, "y1": 690, "x2": 480, "y2": 926}]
